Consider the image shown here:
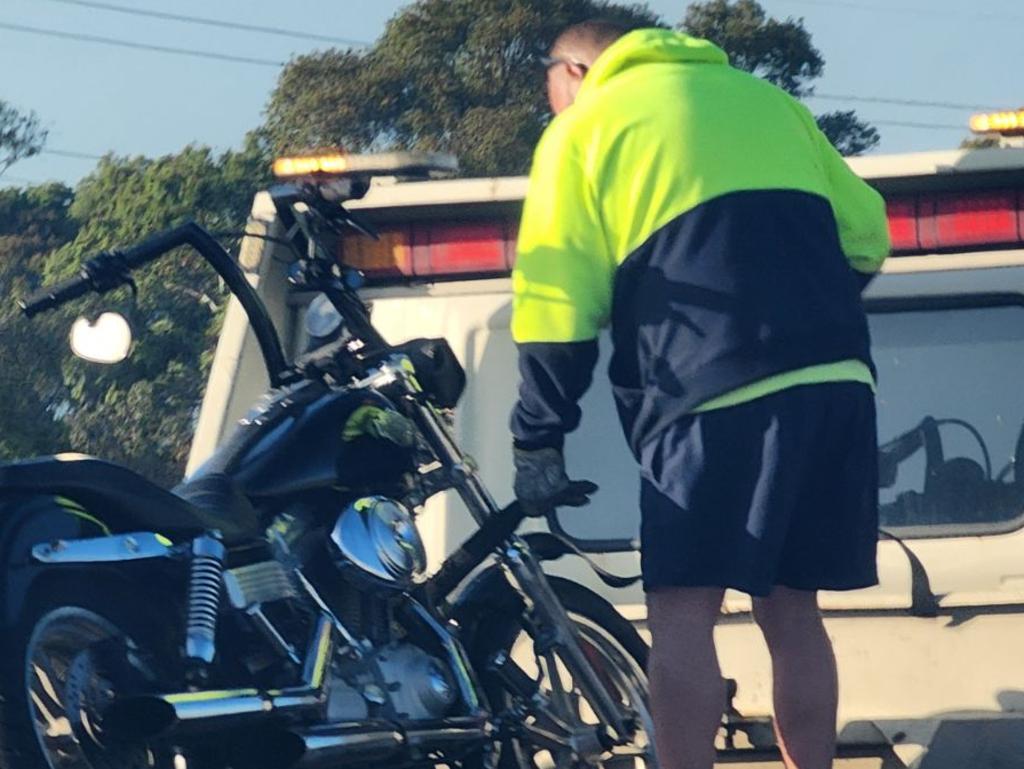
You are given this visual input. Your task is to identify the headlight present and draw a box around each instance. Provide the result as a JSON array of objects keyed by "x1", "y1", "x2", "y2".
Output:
[{"x1": 329, "y1": 496, "x2": 426, "y2": 589}]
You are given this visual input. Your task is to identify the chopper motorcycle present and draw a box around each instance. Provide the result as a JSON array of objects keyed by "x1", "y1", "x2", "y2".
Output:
[{"x1": 0, "y1": 152, "x2": 655, "y2": 769}]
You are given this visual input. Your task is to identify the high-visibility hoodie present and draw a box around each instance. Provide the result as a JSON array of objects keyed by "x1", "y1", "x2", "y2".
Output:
[{"x1": 511, "y1": 28, "x2": 890, "y2": 459}]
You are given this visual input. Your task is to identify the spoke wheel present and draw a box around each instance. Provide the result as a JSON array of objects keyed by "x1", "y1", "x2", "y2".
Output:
[
  {"x1": 25, "y1": 607, "x2": 160, "y2": 769},
  {"x1": 0, "y1": 579, "x2": 184, "y2": 769},
  {"x1": 506, "y1": 610, "x2": 655, "y2": 769},
  {"x1": 468, "y1": 575, "x2": 657, "y2": 769}
]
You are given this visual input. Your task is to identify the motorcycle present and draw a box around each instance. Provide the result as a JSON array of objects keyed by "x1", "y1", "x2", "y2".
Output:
[{"x1": 0, "y1": 151, "x2": 655, "y2": 769}]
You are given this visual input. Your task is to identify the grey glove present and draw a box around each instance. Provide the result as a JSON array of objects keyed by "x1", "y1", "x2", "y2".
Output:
[{"x1": 513, "y1": 446, "x2": 598, "y2": 515}]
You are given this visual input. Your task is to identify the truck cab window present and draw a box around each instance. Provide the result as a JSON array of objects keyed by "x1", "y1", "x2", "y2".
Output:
[{"x1": 870, "y1": 302, "x2": 1024, "y2": 536}]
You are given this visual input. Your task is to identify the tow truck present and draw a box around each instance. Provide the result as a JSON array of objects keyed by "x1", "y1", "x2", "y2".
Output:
[{"x1": 188, "y1": 134, "x2": 1024, "y2": 767}]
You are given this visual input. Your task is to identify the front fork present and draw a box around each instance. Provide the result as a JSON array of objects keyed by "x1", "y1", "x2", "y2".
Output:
[{"x1": 403, "y1": 371, "x2": 636, "y2": 744}]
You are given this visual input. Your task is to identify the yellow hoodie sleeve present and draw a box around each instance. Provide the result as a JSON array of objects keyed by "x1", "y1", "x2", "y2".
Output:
[
  {"x1": 810, "y1": 120, "x2": 891, "y2": 274},
  {"x1": 512, "y1": 119, "x2": 615, "y2": 344}
]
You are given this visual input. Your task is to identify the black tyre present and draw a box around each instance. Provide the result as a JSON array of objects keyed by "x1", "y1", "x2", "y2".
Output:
[
  {"x1": 0, "y1": 577, "x2": 181, "y2": 769},
  {"x1": 468, "y1": 574, "x2": 656, "y2": 769}
]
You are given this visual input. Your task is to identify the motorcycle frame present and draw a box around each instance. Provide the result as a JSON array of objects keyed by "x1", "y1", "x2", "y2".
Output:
[{"x1": 17, "y1": 183, "x2": 638, "y2": 749}]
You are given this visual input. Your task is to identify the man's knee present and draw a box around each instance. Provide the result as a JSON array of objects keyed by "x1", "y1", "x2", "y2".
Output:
[
  {"x1": 751, "y1": 586, "x2": 822, "y2": 641},
  {"x1": 646, "y1": 587, "x2": 725, "y2": 644}
]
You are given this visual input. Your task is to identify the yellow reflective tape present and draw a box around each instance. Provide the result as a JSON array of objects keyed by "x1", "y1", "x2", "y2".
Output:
[
  {"x1": 311, "y1": 636, "x2": 330, "y2": 685},
  {"x1": 155, "y1": 533, "x2": 173, "y2": 546},
  {"x1": 55, "y1": 495, "x2": 87, "y2": 513},
  {"x1": 166, "y1": 689, "x2": 261, "y2": 703},
  {"x1": 56, "y1": 497, "x2": 112, "y2": 536}
]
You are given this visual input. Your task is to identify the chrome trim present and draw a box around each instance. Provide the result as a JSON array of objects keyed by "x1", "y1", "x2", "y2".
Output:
[
  {"x1": 404, "y1": 721, "x2": 493, "y2": 748},
  {"x1": 105, "y1": 611, "x2": 335, "y2": 739},
  {"x1": 408, "y1": 600, "x2": 483, "y2": 712},
  {"x1": 330, "y1": 496, "x2": 426, "y2": 588},
  {"x1": 247, "y1": 604, "x2": 301, "y2": 665},
  {"x1": 502, "y1": 540, "x2": 635, "y2": 741},
  {"x1": 293, "y1": 568, "x2": 365, "y2": 656},
  {"x1": 387, "y1": 355, "x2": 635, "y2": 743},
  {"x1": 288, "y1": 724, "x2": 404, "y2": 769},
  {"x1": 31, "y1": 532, "x2": 174, "y2": 564},
  {"x1": 185, "y1": 534, "x2": 225, "y2": 668},
  {"x1": 224, "y1": 559, "x2": 298, "y2": 608},
  {"x1": 283, "y1": 717, "x2": 492, "y2": 769}
]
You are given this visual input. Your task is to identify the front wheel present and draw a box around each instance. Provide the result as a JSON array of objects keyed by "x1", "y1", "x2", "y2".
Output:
[{"x1": 468, "y1": 575, "x2": 656, "y2": 769}]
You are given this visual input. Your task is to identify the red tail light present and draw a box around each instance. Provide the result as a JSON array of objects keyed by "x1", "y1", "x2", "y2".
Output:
[
  {"x1": 886, "y1": 197, "x2": 919, "y2": 251},
  {"x1": 339, "y1": 188, "x2": 1024, "y2": 283},
  {"x1": 921, "y1": 191, "x2": 1019, "y2": 250},
  {"x1": 887, "y1": 189, "x2": 1023, "y2": 255},
  {"x1": 411, "y1": 221, "x2": 510, "y2": 275},
  {"x1": 340, "y1": 220, "x2": 516, "y2": 283}
]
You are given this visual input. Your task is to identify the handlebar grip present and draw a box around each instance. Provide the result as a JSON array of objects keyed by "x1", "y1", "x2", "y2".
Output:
[{"x1": 19, "y1": 272, "x2": 92, "y2": 318}]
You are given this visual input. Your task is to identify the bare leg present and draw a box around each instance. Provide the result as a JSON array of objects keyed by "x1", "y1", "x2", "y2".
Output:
[
  {"x1": 646, "y1": 587, "x2": 726, "y2": 769},
  {"x1": 752, "y1": 587, "x2": 837, "y2": 769}
]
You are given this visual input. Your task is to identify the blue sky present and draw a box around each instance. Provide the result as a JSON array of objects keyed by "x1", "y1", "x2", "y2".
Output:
[{"x1": 1, "y1": 0, "x2": 1019, "y2": 188}]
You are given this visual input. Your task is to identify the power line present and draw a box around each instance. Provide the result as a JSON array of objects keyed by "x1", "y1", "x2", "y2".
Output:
[
  {"x1": 41, "y1": 0, "x2": 370, "y2": 48},
  {"x1": 0, "y1": 21, "x2": 285, "y2": 67},
  {"x1": 808, "y1": 93, "x2": 996, "y2": 112},
  {"x1": 870, "y1": 120, "x2": 967, "y2": 132},
  {"x1": 0, "y1": 174, "x2": 49, "y2": 186},
  {"x1": 773, "y1": 0, "x2": 1024, "y2": 21},
  {"x1": 42, "y1": 148, "x2": 105, "y2": 161}
]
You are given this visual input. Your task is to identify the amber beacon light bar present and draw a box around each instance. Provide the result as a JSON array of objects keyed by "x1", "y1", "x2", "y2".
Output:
[{"x1": 970, "y1": 109, "x2": 1024, "y2": 137}]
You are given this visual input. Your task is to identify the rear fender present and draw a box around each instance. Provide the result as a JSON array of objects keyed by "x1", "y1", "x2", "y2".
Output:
[{"x1": 0, "y1": 493, "x2": 159, "y2": 628}]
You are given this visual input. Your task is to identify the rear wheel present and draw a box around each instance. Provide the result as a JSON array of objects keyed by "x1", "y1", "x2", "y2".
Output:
[
  {"x1": 470, "y1": 576, "x2": 656, "y2": 769},
  {"x1": 0, "y1": 580, "x2": 181, "y2": 769}
]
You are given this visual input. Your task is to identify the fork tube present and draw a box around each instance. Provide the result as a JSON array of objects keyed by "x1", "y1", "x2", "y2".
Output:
[{"x1": 406, "y1": 393, "x2": 633, "y2": 739}]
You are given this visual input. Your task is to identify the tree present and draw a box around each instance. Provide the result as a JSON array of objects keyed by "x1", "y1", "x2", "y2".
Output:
[
  {"x1": 0, "y1": 183, "x2": 77, "y2": 458},
  {"x1": 815, "y1": 110, "x2": 880, "y2": 157},
  {"x1": 0, "y1": 101, "x2": 48, "y2": 176},
  {"x1": 960, "y1": 135, "x2": 1001, "y2": 150},
  {"x1": 681, "y1": 0, "x2": 879, "y2": 155},
  {"x1": 40, "y1": 137, "x2": 270, "y2": 486},
  {"x1": 265, "y1": 0, "x2": 661, "y2": 176}
]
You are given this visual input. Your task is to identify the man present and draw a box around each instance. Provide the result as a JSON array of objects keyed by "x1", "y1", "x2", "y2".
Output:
[{"x1": 510, "y1": 19, "x2": 890, "y2": 769}]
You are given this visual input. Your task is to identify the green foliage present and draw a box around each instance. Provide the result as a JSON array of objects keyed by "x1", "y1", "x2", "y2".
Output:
[
  {"x1": 681, "y1": 0, "x2": 880, "y2": 155},
  {"x1": 46, "y1": 138, "x2": 271, "y2": 486},
  {"x1": 815, "y1": 110, "x2": 881, "y2": 157},
  {"x1": 2, "y1": 0, "x2": 887, "y2": 488},
  {"x1": 0, "y1": 183, "x2": 77, "y2": 457},
  {"x1": 265, "y1": 0, "x2": 661, "y2": 176},
  {"x1": 0, "y1": 137, "x2": 270, "y2": 486},
  {"x1": 0, "y1": 101, "x2": 47, "y2": 176},
  {"x1": 960, "y1": 135, "x2": 1002, "y2": 149},
  {"x1": 682, "y1": 0, "x2": 822, "y2": 97}
]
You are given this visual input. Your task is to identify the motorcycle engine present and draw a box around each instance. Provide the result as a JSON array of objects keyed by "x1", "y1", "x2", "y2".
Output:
[
  {"x1": 328, "y1": 496, "x2": 427, "y2": 590},
  {"x1": 230, "y1": 505, "x2": 455, "y2": 725},
  {"x1": 326, "y1": 642, "x2": 458, "y2": 722}
]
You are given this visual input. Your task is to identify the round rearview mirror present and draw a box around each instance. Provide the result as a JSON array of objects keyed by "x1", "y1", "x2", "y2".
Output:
[
  {"x1": 304, "y1": 293, "x2": 345, "y2": 340},
  {"x1": 69, "y1": 312, "x2": 133, "y2": 364}
]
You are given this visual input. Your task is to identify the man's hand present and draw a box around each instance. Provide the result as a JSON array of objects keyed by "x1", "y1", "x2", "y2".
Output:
[{"x1": 513, "y1": 446, "x2": 598, "y2": 516}]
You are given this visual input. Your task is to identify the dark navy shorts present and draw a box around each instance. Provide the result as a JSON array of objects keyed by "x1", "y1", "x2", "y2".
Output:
[{"x1": 639, "y1": 382, "x2": 879, "y2": 597}]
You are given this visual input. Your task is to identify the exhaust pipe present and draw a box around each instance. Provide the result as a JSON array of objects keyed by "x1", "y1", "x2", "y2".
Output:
[
  {"x1": 288, "y1": 723, "x2": 406, "y2": 769},
  {"x1": 230, "y1": 721, "x2": 405, "y2": 769},
  {"x1": 105, "y1": 615, "x2": 333, "y2": 739},
  {"x1": 278, "y1": 716, "x2": 492, "y2": 769},
  {"x1": 405, "y1": 716, "x2": 494, "y2": 752}
]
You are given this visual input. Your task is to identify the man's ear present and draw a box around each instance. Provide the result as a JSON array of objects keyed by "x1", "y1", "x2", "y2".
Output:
[{"x1": 568, "y1": 61, "x2": 589, "y2": 81}]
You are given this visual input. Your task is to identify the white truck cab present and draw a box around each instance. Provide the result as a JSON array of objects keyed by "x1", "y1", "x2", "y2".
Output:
[{"x1": 189, "y1": 147, "x2": 1024, "y2": 768}]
